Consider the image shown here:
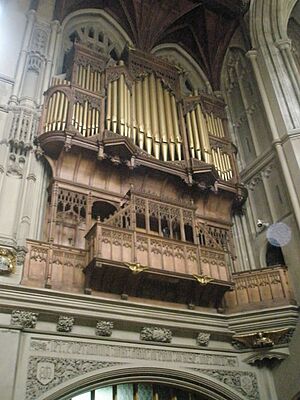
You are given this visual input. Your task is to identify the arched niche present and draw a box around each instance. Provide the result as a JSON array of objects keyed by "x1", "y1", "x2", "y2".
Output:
[
  {"x1": 35, "y1": 365, "x2": 249, "y2": 400},
  {"x1": 266, "y1": 242, "x2": 286, "y2": 267},
  {"x1": 152, "y1": 44, "x2": 212, "y2": 95},
  {"x1": 91, "y1": 201, "x2": 117, "y2": 222},
  {"x1": 54, "y1": 9, "x2": 133, "y2": 75}
]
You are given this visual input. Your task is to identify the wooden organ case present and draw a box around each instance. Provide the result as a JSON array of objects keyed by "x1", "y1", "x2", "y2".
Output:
[{"x1": 24, "y1": 41, "x2": 247, "y2": 310}]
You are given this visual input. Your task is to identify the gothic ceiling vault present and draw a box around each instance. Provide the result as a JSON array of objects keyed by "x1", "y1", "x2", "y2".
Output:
[{"x1": 53, "y1": 0, "x2": 249, "y2": 90}]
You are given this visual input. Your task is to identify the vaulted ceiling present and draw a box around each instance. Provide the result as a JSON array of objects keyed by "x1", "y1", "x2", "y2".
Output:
[{"x1": 53, "y1": 0, "x2": 249, "y2": 89}]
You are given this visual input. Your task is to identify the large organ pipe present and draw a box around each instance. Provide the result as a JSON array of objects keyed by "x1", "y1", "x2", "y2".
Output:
[
  {"x1": 171, "y1": 95, "x2": 181, "y2": 160},
  {"x1": 149, "y1": 74, "x2": 160, "y2": 159},
  {"x1": 46, "y1": 95, "x2": 53, "y2": 131},
  {"x1": 186, "y1": 112, "x2": 195, "y2": 159},
  {"x1": 124, "y1": 83, "x2": 128, "y2": 137},
  {"x1": 127, "y1": 86, "x2": 131, "y2": 138},
  {"x1": 136, "y1": 80, "x2": 144, "y2": 149},
  {"x1": 195, "y1": 103, "x2": 211, "y2": 163},
  {"x1": 143, "y1": 75, "x2": 152, "y2": 155},
  {"x1": 217, "y1": 117, "x2": 225, "y2": 137},
  {"x1": 91, "y1": 107, "x2": 95, "y2": 135},
  {"x1": 190, "y1": 109, "x2": 201, "y2": 160},
  {"x1": 106, "y1": 81, "x2": 112, "y2": 130},
  {"x1": 118, "y1": 70, "x2": 125, "y2": 136},
  {"x1": 164, "y1": 88, "x2": 175, "y2": 161},
  {"x1": 52, "y1": 92, "x2": 60, "y2": 131},
  {"x1": 56, "y1": 92, "x2": 64, "y2": 130},
  {"x1": 112, "y1": 80, "x2": 118, "y2": 133},
  {"x1": 157, "y1": 79, "x2": 168, "y2": 161},
  {"x1": 132, "y1": 83, "x2": 137, "y2": 144}
]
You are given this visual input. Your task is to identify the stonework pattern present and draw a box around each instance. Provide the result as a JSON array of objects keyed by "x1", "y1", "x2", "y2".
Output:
[
  {"x1": 11, "y1": 310, "x2": 38, "y2": 328},
  {"x1": 95, "y1": 320, "x2": 114, "y2": 336},
  {"x1": 196, "y1": 332, "x2": 210, "y2": 346},
  {"x1": 140, "y1": 326, "x2": 172, "y2": 343},
  {"x1": 56, "y1": 316, "x2": 74, "y2": 332},
  {"x1": 192, "y1": 368, "x2": 259, "y2": 400},
  {"x1": 26, "y1": 356, "x2": 120, "y2": 400}
]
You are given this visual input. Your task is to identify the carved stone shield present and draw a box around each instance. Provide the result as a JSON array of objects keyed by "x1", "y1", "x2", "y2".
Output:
[{"x1": 36, "y1": 361, "x2": 55, "y2": 385}]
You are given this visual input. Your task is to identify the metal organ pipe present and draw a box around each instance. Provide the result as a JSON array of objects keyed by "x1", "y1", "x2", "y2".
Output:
[
  {"x1": 136, "y1": 80, "x2": 144, "y2": 150},
  {"x1": 149, "y1": 74, "x2": 160, "y2": 160},
  {"x1": 171, "y1": 95, "x2": 182, "y2": 161},
  {"x1": 156, "y1": 78, "x2": 168, "y2": 161}
]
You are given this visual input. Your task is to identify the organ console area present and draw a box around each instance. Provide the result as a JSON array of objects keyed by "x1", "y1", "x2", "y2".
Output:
[{"x1": 40, "y1": 42, "x2": 236, "y2": 184}]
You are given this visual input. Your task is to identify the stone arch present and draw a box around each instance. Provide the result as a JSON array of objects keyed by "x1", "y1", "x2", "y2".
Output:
[
  {"x1": 250, "y1": 0, "x2": 298, "y2": 48},
  {"x1": 152, "y1": 43, "x2": 212, "y2": 95},
  {"x1": 54, "y1": 9, "x2": 134, "y2": 75},
  {"x1": 36, "y1": 365, "x2": 250, "y2": 400}
]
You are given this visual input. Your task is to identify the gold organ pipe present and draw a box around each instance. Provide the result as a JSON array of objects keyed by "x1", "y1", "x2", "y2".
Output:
[
  {"x1": 82, "y1": 100, "x2": 88, "y2": 136},
  {"x1": 149, "y1": 74, "x2": 160, "y2": 160},
  {"x1": 82, "y1": 67, "x2": 86, "y2": 90},
  {"x1": 112, "y1": 80, "x2": 118, "y2": 133},
  {"x1": 132, "y1": 83, "x2": 137, "y2": 144},
  {"x1": 91, "y1": 107, "x2": 95, "y2": 135},
  {"x1": 206, "y1": 113, "x2": 213, "y2": 135},
  {"x1": 86, "y1": 65, "x2": 90, "y2": 90},
  {"x1": 136, "y1": 80, "x2": 144, "y2": 149},
  {"x1": 127, "y1": 86, "x2": 131, "y2": 138},
  {"x1": 213, "y1": 115, "x2": 220, "y2": 137},
  {"x1": 79, "y1": 103, "x2": 83, "y2": 134},
  {"x1": 164, "y1": 89, "x2": 175, "y2": 161},
  {"x1": 46, "y1": 96, "x2": 53, "y2": 131},
  {"x1": 75, "y1": 102, "x2": 80, "y2": 130},
  {"x1": 52, "y1": 92, "x2": 60, "y2": 131},
  {"x1": 96, "y1": 109, "x2": 100, "y2": 134},
  {"x1": 226, "y1": 154, "x2": 233, "y2": 179},
  {"x1": 186, "y1": 112, "x2": 195, "y2": 159},
  {"x1": 156, "y1": 78, "x2": 168, "y2": 161},
  {"x1": 195, "y1": 103, "x2": 211, "y2": 163},
  {"x1": 89, "y1": 70, "x2": 94, "y2": 92},
  {"x1": 217, "y1": 117, "x2": 225, "y2": 138},
  {"x1": 215, "y1": 116, "x2": 221, "y2": 137},
  {"x1": 143, "y1": 75, "x2": 152, "y2": 155},
  {"x1": 78, "y1": 65, "x2": 83, "y2": 87},
  {"x1": 62, "y1": 95, "x2": 68, "y2": 130},
  {"x1": 56, "y1": 92, "x2": 64, "y2": 130},
  {"x1": 213, "y1": 148, "x2": 221, "y2": 175},
  {"x1": 217, "y1": 147, "x2": 225, "y2": 179},
  {"x1": 190, "y1": 108, "x2": 201, "y2": 160},
  {"x1": 171, "y1": 95, "x2": 181, "y2": 161},
  {"x1": 49, "y1": 93, "x2": 56, "y2": 130},
  {"x1": 124, "y1": 82, "x2": 128, "y2": 137},
  {"x1": 106, "y1": 81, "x2": 112, "y2": 130},
  {"x1": 118, "y1": 72, "x2": 125, "y2": 135},
  {"x1": 87, "y1": 105, "x2": 92, "y2": 136}
]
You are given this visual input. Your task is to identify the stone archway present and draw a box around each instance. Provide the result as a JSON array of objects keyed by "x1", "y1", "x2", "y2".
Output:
[{"x1": 36, "y1": 365, "x2": 251, "y2": 400}]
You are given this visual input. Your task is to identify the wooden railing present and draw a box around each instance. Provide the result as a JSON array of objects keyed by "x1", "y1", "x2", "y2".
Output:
[
  {"x1": 225, "y1": 266, "x2": 295, "y2": 311},
  {"x1": 22, "y1": 240, "x2": 86, "y2": 292},
  {"x1": 85, "y1": 222, "x2": 230, "y2": 280}
]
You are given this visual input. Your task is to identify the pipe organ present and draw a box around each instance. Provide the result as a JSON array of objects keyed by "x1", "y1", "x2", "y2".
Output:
[
  {"x1": 41, "y1": 44, "x2": 236, "y2": 182},
  {"x1": 105, "y1": 69, "x2": 182, "y2": 161}
]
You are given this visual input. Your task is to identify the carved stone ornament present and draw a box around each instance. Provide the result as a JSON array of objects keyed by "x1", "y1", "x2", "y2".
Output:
[
  {"x1": 196, "y1": 332, "x2": 211, "y2": 346},
  {"x1": 232, "y1": 328, "x2": 293, "y2": 349},
  {"x1": 140, "y1": 326, "x2": 172, "y2": 343},
  {"x1": 26, "y1": 356, "x2": 120, "y2": 400},
  {"x1": 0, "y1": 248, "x2": 15, "y2": 275},
  {"x1": 191, "y1": 369, "x2": 259, "y2": 400},
  {"x1": 56, "y1": 316, "x2": 74, "y2": 333},
  {"x1": 95, "y1": 320, "x2": 114, "y2": 337},
  {"x1": 11, "y1": 310, "x2": 38, "y2": 328}
]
